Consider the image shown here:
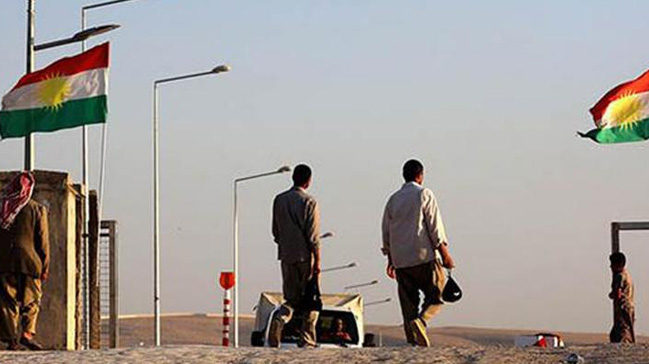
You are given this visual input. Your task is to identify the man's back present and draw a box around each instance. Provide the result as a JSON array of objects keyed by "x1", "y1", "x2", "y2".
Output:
[
  {"x1": 382, "y1": 182, "x2": 447, "y2": 269},
  {"x1": 272, "y1": 187, "x2": 320, "y2": 264},
  {"x1": 613, "y1": 270, "x2": 634, "y2": 312},
  {"x1": 0, "y1": 199, "x2": 49, "y2": 277}
]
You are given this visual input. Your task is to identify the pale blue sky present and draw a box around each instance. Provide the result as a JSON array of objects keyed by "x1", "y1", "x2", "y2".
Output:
[{"x1": 2, "y1": 1, "x2": 649, "y2": 335}]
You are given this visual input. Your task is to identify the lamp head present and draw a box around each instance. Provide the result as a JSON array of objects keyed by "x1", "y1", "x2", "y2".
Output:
[
  {"x1": 73, "y1": 24, "x2": 120, "y2": 41},
  {"x1": 212, "y1": 65, "x2": 231, "y2": 74},
  {"x1": 277, "y1": 165, "x2": 291, "y2": 173},
  {"x1": 320, "y1": 232, "x2": 334, "y2": 239}
]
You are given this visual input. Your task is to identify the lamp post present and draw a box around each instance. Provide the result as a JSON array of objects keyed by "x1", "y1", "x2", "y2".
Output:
[
  {"x1": 81, "y1": 0, "x2": 142, "y2": 219},
  {"x1": 344, "y1": 279, "x2": 379, "y2": 291},
  {"x1": 321, "y1": 261, "x2": 357, "y2": 273},
  {"x1": 24, "y1": 0, "x2": 119, "y2": 170},
  {"x1": 232, "y1": 165, "x2": 291, "y2": 347},
  {"x1": 79, "y1": 1, "x2": 138, "y2": 349},
  {"x1": 153, "y1": 65, "x2": 230, "y2": 346},
  {"x1": 25, "y1": 2, "x2": 119, "y2": 347}
]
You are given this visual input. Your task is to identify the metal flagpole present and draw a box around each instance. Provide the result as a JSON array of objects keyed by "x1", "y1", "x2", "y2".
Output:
[
  {"x1": 153, "y1": 84, "x2": 161, "y2": 346},
  {"x1": 80, "y1": 9, "x2": 91, "y2": 350},
  {"x1": 25, "y1": 0, "x2": 35, "y2": 171},
  {"x1": 232, "y1": 181, "x2": 239, "y2": 347}
]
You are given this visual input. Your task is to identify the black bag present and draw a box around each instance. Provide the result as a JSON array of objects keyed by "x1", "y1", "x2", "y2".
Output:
[
  {"x1": 441, "y1": 270, "x2": 462, "y2": 303},
  {"x1": 300, "y1": 277, "x2": 323, "y2": 312}
]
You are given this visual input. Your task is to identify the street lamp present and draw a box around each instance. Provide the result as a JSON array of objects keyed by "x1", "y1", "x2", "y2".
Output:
[
  {"x1": 33, "y1": 25, "x2": 120, "y2": 51},
  {"x1": 24, "y1": 0, "x2": 120, "y2": 170},
  {"x1": 344, "y1": 279, "x2": 379, "y2": 291},
  {"x1": 81, "y1": 0, "x2": 143, "y2": 218},
  {"x1": 365, "y1": 298, "x2": 392, "y2": 307},
  {"x1": 153, "y1": 65, "x2": 230, "y2": 346},
  {"x1": 78, "y1": 0, "x2": 139, "y2": 350},
  {"x1": 321, "y1": 261, "x2": 357, "y2": 273},
  {"x1": 232, "y1": 165, "x2": 291, "y2": 347},
  {"x1": 320, "y1": 232, "x2": 335, "y2": 239}
]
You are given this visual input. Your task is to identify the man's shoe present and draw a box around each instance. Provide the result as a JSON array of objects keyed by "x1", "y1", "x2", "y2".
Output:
[
  {"x1": 6, "y1": 340, "x2": 24, "y2": 351},
  {"x1": 408, "y1": 318, "x2": 430, "y2": 347},
  {"x1": 19, "y1": 337, "x2": 43, "y2": 351}
]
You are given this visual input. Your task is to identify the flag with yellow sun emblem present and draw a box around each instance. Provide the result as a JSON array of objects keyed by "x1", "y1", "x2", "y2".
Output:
[
  {"x1": 0, "y1": 42, "x2": 109, "y2": 139},
  {"x1": 580, "y1": 68, "x2": 649, "y2": 143}
]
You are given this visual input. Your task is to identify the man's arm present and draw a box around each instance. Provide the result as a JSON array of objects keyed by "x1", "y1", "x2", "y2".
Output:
[
  {"x1": 423, "y1": 190, "x2": 454, "y2": 269},
  {"x1": 381, "y1": 203, "x2": 391, "y2": 257},
  {"x1": 271, "y1": 197, "x2": 280, "y2": 244},
  {"x1": 306, "y1": 199, "x2": 321, "y2": 276},
  {"x1": 609, "y1": 273, "x2": 623, "y2": 300},
  {"x1": 381, "y1": 203, "x2": 395, "y2": 279},
  {"x1": 35, "y1": 205, "x2": 50, "y2": 281},
  {"x1": 438, "y1": 242, "x2": 455, "y2": 269},
  {"x1": 312, "y1": 245, "x2": 321, "y2": 278}
]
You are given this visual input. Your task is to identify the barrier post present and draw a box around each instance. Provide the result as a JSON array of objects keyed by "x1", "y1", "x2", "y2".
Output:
[{"x1": 219, "y1": 272, "x2": 235, "y2": 347}]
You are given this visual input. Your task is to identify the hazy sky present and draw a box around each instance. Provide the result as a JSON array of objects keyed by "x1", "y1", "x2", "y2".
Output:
[{"x1": 2, "y1": 1, "x2": 649, "y2": 335}]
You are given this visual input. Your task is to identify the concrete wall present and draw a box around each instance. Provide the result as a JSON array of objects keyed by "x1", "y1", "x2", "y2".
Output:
[{"x1": 0, "y1": 170, "x2": 79, "y2": 350}]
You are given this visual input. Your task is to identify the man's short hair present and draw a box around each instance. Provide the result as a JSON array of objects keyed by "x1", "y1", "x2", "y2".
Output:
[
  {"x1": 402, "y1": 159, "x2": 424, "y2": 182},
  {"x1": 610, "y1": 252, "x2": 626, "y2": 267},
  {"x1": 292, "y1": 164, "x2": 312, "y2": 186}
]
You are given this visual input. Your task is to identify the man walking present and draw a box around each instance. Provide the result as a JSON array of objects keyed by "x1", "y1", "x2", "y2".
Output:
[
  {"x1": 0, "y1": 172, "x2": 50, "y2": 350},
  {"x1": 608, "y1": 252, "x2": 635, "y2": 343},
  {"x1": 382, "y1": 159, "x2": 455, "y2": 347},
  {"x1": 269, "y1": 164, "x2": 321, "y2": 347}
]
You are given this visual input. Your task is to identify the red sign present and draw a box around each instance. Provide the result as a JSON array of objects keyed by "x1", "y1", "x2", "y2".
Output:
[{"x1": 219, "y1": 271, "x2": 235, "y2": 290}]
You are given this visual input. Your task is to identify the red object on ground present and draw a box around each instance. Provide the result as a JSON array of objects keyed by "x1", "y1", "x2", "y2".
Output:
[
  {"x1": 219, "y1": 272, "x2": 234, "y2": 346},
  {"x1": 534, "y1": 337, "x2": 547, "y2": 348},
  {"x1": 219, "y1": 272, "x2": 235, "y2": 290}
]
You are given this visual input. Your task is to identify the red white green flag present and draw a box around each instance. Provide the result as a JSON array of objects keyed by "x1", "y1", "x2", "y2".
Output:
[
  {"x1": 0, "y1": 42, "x2": 109, "y2": 139},
  {"x1": 580, "y1": 68, "x2": 649, "y2": 143}
]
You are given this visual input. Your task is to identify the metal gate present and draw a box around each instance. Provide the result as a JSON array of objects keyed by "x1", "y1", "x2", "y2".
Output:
[{"x1": 100, "y1": 220, "x2": 119, "y2": 348}]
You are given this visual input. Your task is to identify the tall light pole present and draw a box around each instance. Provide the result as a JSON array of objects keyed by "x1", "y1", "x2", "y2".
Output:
[
  {"x1": 81, "y1": 0, "x2": 142, "y2": 218},
  {"x1": 24, "y1": 2, "x2": 118, "y2": 347},
  {"x1": 25, "y1": 0, "x2": 34, "y2": 170},
  {"x1": 24, "y1": 0, "x2": 118, "y2": 170},
  {"x1": 232, "y1": 165, "x2": 291, "y2": 347},
  {"x1": 153, "y1": 65, "x2": 230, "y2": 346},
  {"x1": 80, "y1": 0, "x2": 139, "y2": 349}
]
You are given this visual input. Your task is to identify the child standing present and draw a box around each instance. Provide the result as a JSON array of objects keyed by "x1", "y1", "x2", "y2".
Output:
[{"x1": 609, "y1": 252, "x2": 635, "y2": 343}]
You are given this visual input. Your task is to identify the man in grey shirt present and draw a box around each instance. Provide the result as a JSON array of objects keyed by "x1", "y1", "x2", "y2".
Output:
[
  {"x1": 268, "y1": 164, "x2": 321, "y2": 347},
  {"x1": 382, "y1": 159, "x2": 455, "y2": 347}
]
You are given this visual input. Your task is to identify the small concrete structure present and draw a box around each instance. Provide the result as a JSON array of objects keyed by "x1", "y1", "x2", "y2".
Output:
[{"x1": 0, "y1": 170, "x2": 80, "y2": 350}]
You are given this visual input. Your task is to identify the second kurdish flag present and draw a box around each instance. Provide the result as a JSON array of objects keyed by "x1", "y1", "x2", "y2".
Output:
[
  {"x1": 580, "y1": 68, "x2": 649, "y2": 143},
  {"x1": 0, "y1": 43, "x2": 109, "y2": 139}
]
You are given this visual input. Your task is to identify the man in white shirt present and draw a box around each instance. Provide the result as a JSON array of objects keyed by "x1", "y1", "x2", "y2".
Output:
[{"x1": 381, "y1": 159, "x2": 455, "y2": 347}]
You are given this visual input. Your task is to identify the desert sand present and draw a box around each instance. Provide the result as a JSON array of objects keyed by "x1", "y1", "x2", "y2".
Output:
[
  {"x1": 1, "y1": 344, "x2": 649, "y2": 364},
  {"x1": 1, "y1": 314, "x2": 647, "y2": 363}
]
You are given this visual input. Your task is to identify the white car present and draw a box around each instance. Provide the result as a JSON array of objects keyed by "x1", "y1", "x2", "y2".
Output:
[{"x1": 251, "y1": 292, "x2": 375, "y2": 348}]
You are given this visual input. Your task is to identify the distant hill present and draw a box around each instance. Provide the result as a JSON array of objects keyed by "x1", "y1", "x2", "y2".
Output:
[{"x1": 108, "y1": 313, "x2": 646, "y2": 348}]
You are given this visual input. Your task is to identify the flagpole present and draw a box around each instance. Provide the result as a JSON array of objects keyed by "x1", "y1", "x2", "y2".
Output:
[
  {"x1": 79, "y1": 8, "x2": 92, "y2": 351},
  {"x1": 24, "y1": 0, "x2": 35, "y2": 171}
]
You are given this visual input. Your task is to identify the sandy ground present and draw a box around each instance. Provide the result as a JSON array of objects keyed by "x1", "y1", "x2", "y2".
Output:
[
  {"x1": 1, "y1": 315, "x2": 647, "y2": 363},
  {"x1": 1, "y1": 344, "x2": 649, "y2": 364}
]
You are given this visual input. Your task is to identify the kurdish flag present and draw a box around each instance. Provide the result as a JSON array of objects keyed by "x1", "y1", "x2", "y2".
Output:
[
  {"x1": 580, "y1": 68, "x2": 649, "y2": 143},
  {"x1": 0, "y1": 43, "x2": 109, "y2": 139}
]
